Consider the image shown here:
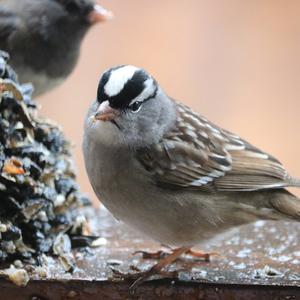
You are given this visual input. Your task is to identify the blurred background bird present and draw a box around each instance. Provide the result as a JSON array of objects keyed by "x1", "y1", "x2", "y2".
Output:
[{"x1": 0, "y1": 0, "x2": 112, "y2": 96}]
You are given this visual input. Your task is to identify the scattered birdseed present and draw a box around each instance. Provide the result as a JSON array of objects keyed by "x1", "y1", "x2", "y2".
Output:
[
  {"x1": 0, "y1": 265, "x2": 29, "y2": 287},
  {"x1": 253, "y1": 265, "x2": 283, "y2": 279}
]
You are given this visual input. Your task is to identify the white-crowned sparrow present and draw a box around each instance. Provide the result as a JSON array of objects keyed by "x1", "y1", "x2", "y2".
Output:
[
  {"x1": 0, "y1": 0, "x2": 112, "y2": 96},
  {"x1": 83, "y1": 65, "x2": 300, "y2": 287}
]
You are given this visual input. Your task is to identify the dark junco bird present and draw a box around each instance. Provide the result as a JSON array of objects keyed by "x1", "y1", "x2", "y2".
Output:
[
  {"x1": 83, "y1": 65, "x2": 300, "y2": 288},
  {"x1": 0, "y1": 0, "x2": 112, "y2": 96}
]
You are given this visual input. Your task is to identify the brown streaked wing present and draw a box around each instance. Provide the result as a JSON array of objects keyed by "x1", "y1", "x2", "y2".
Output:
[{"x1": 137, "y1": 102, "x2": 297, "y2": 192}]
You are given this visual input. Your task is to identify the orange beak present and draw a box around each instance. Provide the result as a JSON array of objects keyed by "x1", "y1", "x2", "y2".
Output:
[
  {"x1": 87, "y1": 4, "x2": 114, "y2": 24},
  {"x1": 94, "y1": 101, "x2": 120, "y2": 122}
]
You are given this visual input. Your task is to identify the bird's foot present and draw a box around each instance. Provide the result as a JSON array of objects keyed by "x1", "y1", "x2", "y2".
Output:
[
  {"x1": 129, "y1": 267, "x2": 180, "y2": 293},
  {"x1": 110, "y1": 264, "x2": 180, "y2": 294},
  {"x1": 133, "y1": 249, "x2": 171, "y2": 259},
  {"x1": 185, "y1": 249, "x2": 219, "y2": 262},
  {"x1": 112, "y1": 247, "x2": 190, "y2": 294},
  {"x1": 134, "y1": 248, "x2": 218, "y2": 262},
  {"x1": 111, "y1": 265, "x2": 179, "y2": 281}
]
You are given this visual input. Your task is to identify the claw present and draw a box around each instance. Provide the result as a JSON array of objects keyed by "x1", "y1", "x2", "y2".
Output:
[
  {"x1": 133, "y1": 248, "x2": 218, "y2": 262},
  {"x1": 185, "y1": 249, "x2": 219, "y2": 262},
  {"x1": 129, "y1": 269, "x2": 179, "y2": 293},
  {"x1": 133, "y1": 250, "x2": 171, "y2": 259},
  {"x1": 109, "y1": 265, "x2": 142, "y2": 281}
]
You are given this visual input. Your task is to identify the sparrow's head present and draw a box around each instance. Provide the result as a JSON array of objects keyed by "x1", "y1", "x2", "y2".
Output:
[
  {"x1": 55, "y1": 0, "x2": 113, "y2": 26},
  {"x1": 85, "y1": 65, "x2": 176, "y2": 148}
]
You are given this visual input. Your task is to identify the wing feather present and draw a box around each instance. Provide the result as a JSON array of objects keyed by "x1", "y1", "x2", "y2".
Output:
[{"x1": 137, "y1": 102, "x2": 298, "y2": 192}]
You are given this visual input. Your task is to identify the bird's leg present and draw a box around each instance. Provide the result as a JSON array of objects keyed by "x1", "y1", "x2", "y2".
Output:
[
  {"x1": 185, "y1": 249, "x2": 219, "y2": 262},
  {"x1": 130, "y1": 247, "x2": 190, "y2": 292},
  {"x1": 133, "y1": 249, "x2": 171, "y2": 259}
]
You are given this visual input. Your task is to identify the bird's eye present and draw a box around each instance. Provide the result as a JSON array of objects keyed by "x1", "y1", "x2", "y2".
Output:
[
  {"x1": 65, "y1": 1, "x2": 80, "y2": 13},
  {"x1": 129, "y1": 102, "x2": 142, "y2": 113}
]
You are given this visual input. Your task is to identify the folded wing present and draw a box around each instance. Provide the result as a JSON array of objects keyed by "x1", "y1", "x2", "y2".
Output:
[{"x1": 137, "y1": 102, "x2": 298, "y2": 192}]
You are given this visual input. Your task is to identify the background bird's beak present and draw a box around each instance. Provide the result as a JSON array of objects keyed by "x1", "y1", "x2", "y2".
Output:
[
  {"x1": 87, "y1": 4, "x2": 114, "y2": 24},
  {"x1": 94, "y1": 101, "x2": 119, "y2": 122}
]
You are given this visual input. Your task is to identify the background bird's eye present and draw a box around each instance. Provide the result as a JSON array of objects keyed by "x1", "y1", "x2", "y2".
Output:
[
  {"x1": 65, "y1": 2, "x2": 80, "y2": 13},
  {"x1": 129, "y1": 102, "x2": 142, "y2": 113}
]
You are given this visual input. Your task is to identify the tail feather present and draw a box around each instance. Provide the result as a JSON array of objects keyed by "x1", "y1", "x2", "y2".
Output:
[
  {"x1": 270, "y1": 190, "x2": 300, "y2": 220},
  {"x1": 286, "y1": 176, "x2": 300, "y2": 188}
]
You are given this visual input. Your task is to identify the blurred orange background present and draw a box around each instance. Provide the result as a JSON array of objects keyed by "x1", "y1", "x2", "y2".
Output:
[{"x1": 39, "y1": 0, "x2": 300, "y2": 204}]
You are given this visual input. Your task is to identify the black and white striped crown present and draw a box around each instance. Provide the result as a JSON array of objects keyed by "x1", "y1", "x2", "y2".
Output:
[{"x1": 97, "y1": 65, "x2": 158, "y2": 109}]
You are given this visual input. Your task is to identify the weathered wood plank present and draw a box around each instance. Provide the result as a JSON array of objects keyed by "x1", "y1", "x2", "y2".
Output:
[{"x1": 1, "y1": 207, "x2": 300, "y2": 299}]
